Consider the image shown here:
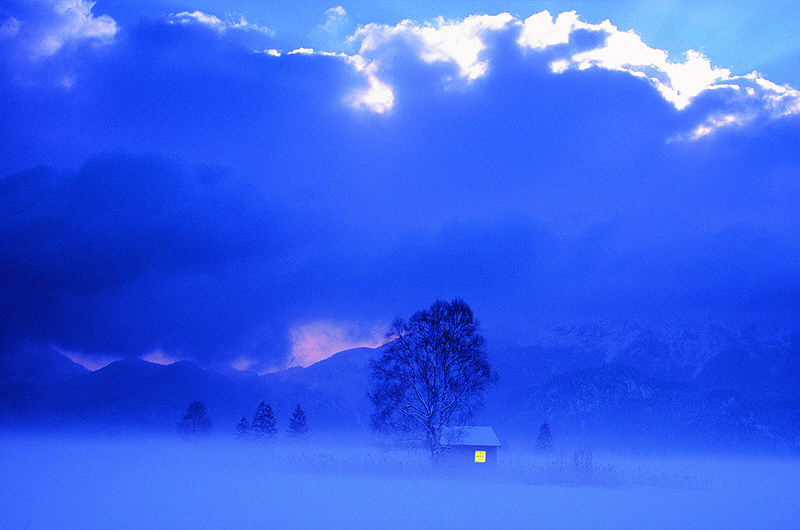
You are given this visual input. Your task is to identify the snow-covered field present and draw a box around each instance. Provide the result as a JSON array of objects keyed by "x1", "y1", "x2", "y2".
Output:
[{"x1": 1, "y1": 436, "x2": 798, "y2": 529}]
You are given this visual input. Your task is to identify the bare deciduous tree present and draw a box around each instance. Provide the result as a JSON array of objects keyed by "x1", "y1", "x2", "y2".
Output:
[
  {"x1": 178, "y1": 400, "x2": 212, "y2": 437},
  {"x1": 370, "y1": 299, "x2": 496, "y2": 460}
]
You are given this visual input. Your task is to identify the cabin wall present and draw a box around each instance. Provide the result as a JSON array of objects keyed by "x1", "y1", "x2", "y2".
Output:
[{"x1": 443, "y1": 445, "x2": 498, "y2": 466}]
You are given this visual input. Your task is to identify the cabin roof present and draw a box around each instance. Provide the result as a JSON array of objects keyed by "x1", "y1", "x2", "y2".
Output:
[{"x1": 441, "y1": 426, "x2": 500, "y2": 447}]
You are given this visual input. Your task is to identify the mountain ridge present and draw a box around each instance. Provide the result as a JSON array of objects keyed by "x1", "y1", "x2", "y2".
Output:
[{"x1": 1, "y1": 320, "x2": 797, "y2": 450}]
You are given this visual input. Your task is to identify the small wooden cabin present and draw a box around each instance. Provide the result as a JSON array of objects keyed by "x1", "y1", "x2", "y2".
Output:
[{"x1": 440, "y1": 426, "x2": 501, "y2": 466}]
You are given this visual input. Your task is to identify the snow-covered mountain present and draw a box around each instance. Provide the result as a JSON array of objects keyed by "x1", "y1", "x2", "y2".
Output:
[
  {"x1": 1, "y1": 318, "x2": 797, "y2": 449},
  {"x1": 481, "y1": 318, "x2": 799, "y2": 449}
]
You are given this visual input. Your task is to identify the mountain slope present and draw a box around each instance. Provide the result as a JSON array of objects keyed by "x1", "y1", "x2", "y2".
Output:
[
  {"x1": 0, "y1": 344, "x2": 89, "y2": 425},
  {"x1": 1, "y1": 319, "x2": 797, "y2": 450}
]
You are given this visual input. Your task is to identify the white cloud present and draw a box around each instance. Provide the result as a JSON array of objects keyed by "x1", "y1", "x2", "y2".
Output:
[
  {"x1": 352, "y1": 13, "x2": 514, "y2": 81},
  {"x1": 345, "y1": 54, "x2": 394, "y2": 113},
  {"x1": 54, "y1": 346, "x2": 181, "y2": 369},
  {"x1": 518, "y1": 10, "x2": 582, "y2": 49},
  {"x1": 320, "y1": 6, "x2": 348, "y2": 33},
  {"x1": 342, "y1": 13, "x2": 513, "y2": 112},
  {"x1": 547, "y1": 19, "x2": 730, "y2": 111},
  {"x1": 687, "y1": 114, "x2": 744, "y2": 140},
  {"x1": 141, "y1": 350, "x2": 180, "y2": 365},
  {"x1": 0, "y1": 17, "x2": 21, "y2": 39},
  {"x1": 288, "y1": 320, "x2": 386, "y2": 368},
  {"x1": 326, "y1": 6, "x2": 347, "y2": 18},
  {"x1": 171, "y1": 10, "x2": 273, "y2": 36},
  {"x1": 53, "y1": 345, "x2": 120, "y2": 371},
  {"x1": 517, "y1": 11, "x2": 800, "y2": 135},
  {"x1": 678, "y1": 73, "x2": 800, "y2": 140},
  {"x1": 343, "y1": 10, "x2": 800, "y2": 137},
  {"x1": 745, "y1": 73, "x2": 800, "y2": 117},
  {"x1": 172, "y1": 10, "x2": 222, "y2": 28},
  {"x1": 288, "y1": 47, "x2": 316, "y2": 55},
  {"x1": 230, "y1": 357, "x2": 257, "y2": 371},
  {"x1": 23, "y1": 0, "x2": 117, "y2": 58},
  {"x1": 256, "y1": 46, "x2": 394, "y2": 113}
]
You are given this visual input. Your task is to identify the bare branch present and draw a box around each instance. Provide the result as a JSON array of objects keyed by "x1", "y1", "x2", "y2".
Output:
[{"x1": 369, "y1": 299, "x2": 496, "y2": 460}]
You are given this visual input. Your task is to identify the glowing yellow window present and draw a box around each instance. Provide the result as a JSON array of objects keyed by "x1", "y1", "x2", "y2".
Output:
[{"x1": 474, "y1": 450, "x2": 486, "y2": 463}]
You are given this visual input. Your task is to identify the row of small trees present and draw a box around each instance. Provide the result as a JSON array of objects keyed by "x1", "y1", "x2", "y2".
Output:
[
  {"x1": 235, "y1": 402, "x2": 309, "y2": 440},
  {"x1": 176, "y1": 400, "x2": 310, "y2": 440}
]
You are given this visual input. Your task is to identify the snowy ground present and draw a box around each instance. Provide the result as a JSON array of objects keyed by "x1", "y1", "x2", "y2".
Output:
[{"x1": 1, "y1": 436, "x2": 799, "y2": 529}]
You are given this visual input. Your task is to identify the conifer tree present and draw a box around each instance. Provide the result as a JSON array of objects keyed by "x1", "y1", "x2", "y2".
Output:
[
  {"x1": 536, "y1": 421, "x2": 553, "y2": 453},
  {"x1": 288, "y1": 404, "x2": 309, "y2": 439},
  {"x1": 252, "y1": 401, "x2": 278, "y2": 440},
  {"x1": 235, "y1": 416, "x2": 252, "y2": 439}
]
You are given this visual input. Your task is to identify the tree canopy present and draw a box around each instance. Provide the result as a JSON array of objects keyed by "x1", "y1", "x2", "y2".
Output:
[
  {"x1": 178, "y1": 400, "x2": 212, "y2": 437},
  {"x1": 370, "y1": 299, "x2": 496, "y2": 459}
]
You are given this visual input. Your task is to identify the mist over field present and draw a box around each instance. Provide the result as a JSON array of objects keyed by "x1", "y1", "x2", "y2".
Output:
[
  {"x1": 3, "y1": 325, "x2": 799, "y2": 528},
  {"x1": 2, "y1": 0, "x2": 800, "y2": 527},
  {"x1": 2, "y1": 434, "x2": 799, "y2": 529}
]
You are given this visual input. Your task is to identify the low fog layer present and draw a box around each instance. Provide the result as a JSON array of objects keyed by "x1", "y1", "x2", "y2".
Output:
[{"x1": 1, "y1": 435, "x2": 798, "y2": 528}]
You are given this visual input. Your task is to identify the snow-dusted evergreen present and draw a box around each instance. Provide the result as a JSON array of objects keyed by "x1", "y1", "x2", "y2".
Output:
[
  {"x1": 235, "y1": 416, "x2": 252, "y2": 439},
  {"x1": 252, "y1": 402, "x2": 278, "y2": 440},
  {"x1": 288, "y1": 404, "x2": 309, "y2": 439}
]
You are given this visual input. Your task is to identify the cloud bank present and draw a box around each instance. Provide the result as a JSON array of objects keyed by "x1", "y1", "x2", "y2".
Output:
[
  {"x1": 0, "y1": 0, "x2": 116, "y2": 59},
  {"x1": 1, "y1": 6, "x2": 798, "y2": 370},
  {"x1": 343, "y1": 10, "x2": 800, "y2": 137},
  {"x1": 169, "y1": 10, "x2": 273, "y2": 35}
]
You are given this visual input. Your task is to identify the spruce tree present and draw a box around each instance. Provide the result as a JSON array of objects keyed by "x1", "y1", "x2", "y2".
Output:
[
  {"x1": 252, "y1": 401, "x2": 278, "y2": 440},
  {"x1": 288, "y1": 404, "x2": 309, "y2": 439},
  {"x1": 235, "y1": 416, "x2": 252, "y2": 439},
  {"x1": 536, "y1": 421, "x2": 553, "y2": 452}
]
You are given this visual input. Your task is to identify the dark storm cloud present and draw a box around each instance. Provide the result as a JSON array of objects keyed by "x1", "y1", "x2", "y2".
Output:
[
  {"x1": 1, "y1": 11, "x2": 798, "y2": 368},
  {"x1": 0, "y1": 156, "x2": 299, "y2": 359}
]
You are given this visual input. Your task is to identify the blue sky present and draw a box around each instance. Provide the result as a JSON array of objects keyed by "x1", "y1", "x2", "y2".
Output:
[{"x1": 1, "y1": 1, "x2": 798, "y2": 371}]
